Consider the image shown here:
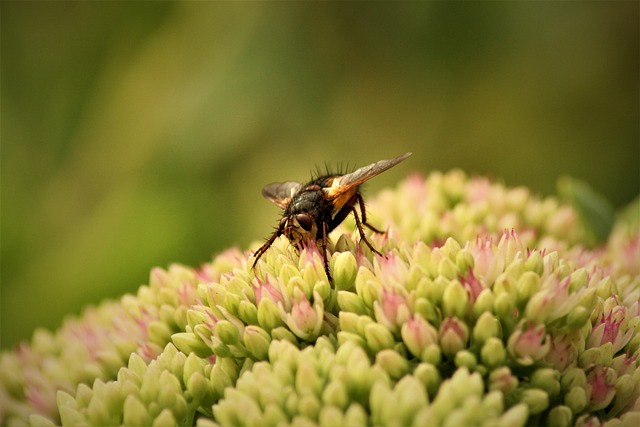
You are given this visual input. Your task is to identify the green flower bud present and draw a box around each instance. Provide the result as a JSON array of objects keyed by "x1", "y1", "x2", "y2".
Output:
[
  {"x1": 395, "y1": 376, "x2": 429, "y2": 425},
  {"x1": 454, "y1": 350, "x2": 477, "y2": 370},
  {"x1": 375, "y1": 349, "x2": 410, "y2": 380},
  {"x1": 337, "y1": 290, "x2": 367, "y2": 314},
  {"x1": 442, "y1": 280, "x2": 469, "y2": 318},
  {"x1": 531, "y1": 368, "x2": 561, "y2": 398},
  {"x1": 496, "y1": 403, "x2": 529, "y2": 427},
  {"x1": 333, "y1": 252, "x2": 358, "y2": 291},
  {"x1": 355, "y1": 268, "x2": 380, "y2": 309},
  {"x1": 564, "y1": 387, "x2": 587, "y2": 413},
  {"x1": 344, "y1": 402, "x2": 368, "y2": 426},
  {"x1": 152, "y1": 409, "x2": 177, "y2": 427},
  {"x1": 547, "y1": 405, "x2": 572, "y2": 427},
  {"x1": 322, "y1": 380, "x2": 349, "y2": 409},
  {"x1": 494, "y1": 292, "x2": 515, "y2": 323},
  {"x1": 171, "y1": 332, "x2": 213, "y2": 358},
  {"x1": 123, "y1": 394, "x2": 151, "y2": 426},
  {"x1": 517, "y1": 271, "x2": 540, "y2": 306},
  {"x1": 370, "y1": 380, "x2": 393, "y2": 426},
  {"x1": 473, "y1": 312, "x2": 502, "y2": 345},
  {"x1": 297, "y1": 394, "x2": 321, "y2": 420},
  {"x1": 569, "y1": 268, "x2": 588, "y2": 292},
  {"x1": 421, "y1": 344, "x2": 443, "y2": 365},
  {"x1": 413, "y1": 362, "x2": 441, "y2": 400},
  {"x1": 215, "y1": 320, "x2": 240, "y2": 345},
  {"x1": 59, "y1": 404, "x2": 86, "y2": 426},
  {"x1": 473, "y1": 289, "x2": 495, "y2": 317},
  {"x1": 319, "y1": 405, "x2": 344, "y2": 427},
  {"x1": 561, "y1": 367, "x2": 587, "y2": 391},
  {"x1": 243, "y1": 325, "x2": 271, "y2": 360},
  {"x1": 186, "y1": 371, "x2": 210, "y2": 401},
  {"x1": 566, "y1": 306, "x2": 590, "y2": 330},
  {"x1": 480, "y1": 337, "x2": 506, "y2": 368},
  {"x1": 456, "y1": 250, "x2": 475, "y2": 275},
  {"x1": 148, "y1": 320, "x2": 173, "y2": 346},
  {"x1": 596, "y1": 277, "x2": 616, "y2": 300},
  {"x1": 524, "y1": 251, "x2": 544, "y2": 275},
  {"x1": 257, "y1": 298, "x2": 284, "y2": 331},
  {"x1": 438, "y1": 257, "x2": 458, "y2": 280},
  {"x1": 262, "y1": 403, "x2": 287, "y2": 426},
  {"x1": 414, "y1": 297, "x2": 439, "y2": 325},
  {"x1": 364, "y1": 322, "x2": 395, "y2": 353},
  {"x1": 87, "y1": 392, "x2": 111, "y2": 426},
  {"x1": 237, "y1": 300, "x2": 258, "y2": 325}
]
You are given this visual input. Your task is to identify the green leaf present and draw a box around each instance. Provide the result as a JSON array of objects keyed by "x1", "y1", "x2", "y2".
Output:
[{"x1": 557, "y1": 176, "x2": 615, "y2": 245}]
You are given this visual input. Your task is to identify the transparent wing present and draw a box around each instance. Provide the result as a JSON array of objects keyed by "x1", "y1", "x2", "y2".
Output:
[
  {"x1": 327, "y1": 152, "x2": 412, "y2": 198},
  {"x1": 261, "y1": 181, "x2": 302, "y2": 208}
]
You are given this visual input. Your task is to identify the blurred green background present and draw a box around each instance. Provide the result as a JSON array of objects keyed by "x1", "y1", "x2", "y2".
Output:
[{"x1": 1, "y1": 2, "x2": 638, "y2": 349}]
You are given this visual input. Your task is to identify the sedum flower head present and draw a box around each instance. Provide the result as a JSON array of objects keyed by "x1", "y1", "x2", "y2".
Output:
[{"x1": 1, "y1": 170, "x2": 639, "y2": 426}]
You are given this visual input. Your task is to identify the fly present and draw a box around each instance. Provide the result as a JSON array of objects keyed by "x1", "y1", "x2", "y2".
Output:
[{"x1": 252, "y1": 152, "x2": 412, "y2": 280}]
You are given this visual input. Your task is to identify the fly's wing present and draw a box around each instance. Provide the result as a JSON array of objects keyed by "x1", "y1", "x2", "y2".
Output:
[
  {"x1": 326, "y1": 152, "x2": 412, "y2": 199},
  {"x1": 262, "y1": 181, "x2": 302, "y2": 208}
]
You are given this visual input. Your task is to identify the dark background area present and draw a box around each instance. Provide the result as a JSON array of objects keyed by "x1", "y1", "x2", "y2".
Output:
[{"x1": 2, "y1": 2, "x2": 638, "y2": 348}]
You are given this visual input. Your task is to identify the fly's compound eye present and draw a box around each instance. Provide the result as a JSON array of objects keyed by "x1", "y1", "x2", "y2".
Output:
[
  {"x1": 295, "y1": 214, "x2": 313, "y2": 231},
  {"x1": 279, "y1": 217, "x2": 288, "y2": 230}
]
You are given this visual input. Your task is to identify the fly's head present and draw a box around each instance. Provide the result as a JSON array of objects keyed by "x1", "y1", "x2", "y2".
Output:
[{"x1": 277, "y1": 211, "x2": 318, "y2": 247}]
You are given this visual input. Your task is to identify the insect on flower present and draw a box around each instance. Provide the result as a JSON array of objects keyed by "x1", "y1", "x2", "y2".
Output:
[{"x1": 252, "y1": 152, "x2": 412, "y2": 280}]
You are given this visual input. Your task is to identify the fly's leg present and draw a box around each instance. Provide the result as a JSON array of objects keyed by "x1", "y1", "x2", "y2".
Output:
[
  {"x1": 252, "y1": 229, "x2": 281, "y2": 270},
  {"x1": 321, "y1": 221, "x2": 332, "y2": 281},
  {"x1": 357, "y1": 193, "x2": 384, "y2": 234},
  {"x1": 349, "y1": 205, "x2": 383, "y2": 257}
]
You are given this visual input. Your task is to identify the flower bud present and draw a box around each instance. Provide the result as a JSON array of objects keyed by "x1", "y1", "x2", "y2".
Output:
[
  {"x1": 489, "y1": 367, "x2": 518, "y2": 394},
  {"x1": 443, "y1": 280, "x2": 469, "y2": 318},
  {"x1": 152, "y1": 409, "x2": 177, "y2": 427},
  {"x1": 438, "y1": 257, "x2": 458, "y2": 280},
  {"x1": 333, "y1": 252, "x2": 358, "y2": 291},
  {"x1": 413, "y1": 362, "x2": 441, "y2": 399},
  {"x1": 473, "y1": 312, "x2": 502, "y2": 345},
  {"x1": 171, "y1": 332, "x2": 212, "y2": 358},
  {"x1": 496, "y1": 403, "x2": 529, "y2": 427},
  {"x1": 375, "y1": 349, "x2": 410, "y2": 380},
  {"x1": 237, "y1": 300, "x2": 258, "y2": 325},
  {"x1": 322, "y1": 380, "x2": 349, "y2": 409},
  {"x1": 520, "y1": 388, "x2": 549, "y2": 415},
  {"x1": 439, "y1": 317, "x2": 469, "y2": 357},
  {"x1": 481, "y1": 338, "x2": 506, "y2": 368},
  {"x1": 243, "y1": 326, "x2": 271, "y2": 360},
  {"x1": 344, "y1": 402, "x2": 368, "y2": 426},
  {"x1": 454, "y1": 350, "x2": 477, "y2": 370},
  {"x1": 473, "y1": 289, "x2": 495, "y2": 317},
  {"x1": 547, "y1": 405, "x2": 572, "y2": 427},
  {"x1": 123, "y1": 395, "x2": 151, "y2": 426},
  {"x1": 215, "y1": 320, "x2": 240, "y2": 345},
  {"x1": 564, "y1": 387, "x2": 587, "y2": 413},
  {"x1": 257, "y1": 298, "x2": 284, "y2": 332},
  {"x1": 337, "y1": 289, "x2": 367, "y2": 314},
  {"x1": 531, "y1": 368, "x2": 561, "y2": 398},
  {"x1": 507, "y1": 322, "x2": 550, "y2": 366},
  {"x1": 364, "y1": 323, "x2": 395, "y2": 353},
  {"x1": 401, "y1": 314, "x2": 438, "y2": 358}
]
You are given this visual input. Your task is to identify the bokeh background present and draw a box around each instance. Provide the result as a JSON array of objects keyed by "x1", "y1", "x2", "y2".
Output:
[{"x1": 2, "y1": 2, "x2": 638, "y2": 349}]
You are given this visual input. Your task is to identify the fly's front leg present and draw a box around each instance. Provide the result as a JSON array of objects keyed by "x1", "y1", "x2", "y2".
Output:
[
  {"x1": 349, "y1": 205, "x2": 383, "y2": 257},
  {"x1": 321, "y1": 221, "x2": 332, "y2": 281},
  {"x1": 357, "y1": 193, "x2": 384, "y2": 234},
  {"x1": 252, "y1": 229, "x2": 281, "y2": 270}
]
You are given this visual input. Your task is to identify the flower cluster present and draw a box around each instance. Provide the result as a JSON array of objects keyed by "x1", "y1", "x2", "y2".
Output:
[{"x1": 1, "y1": 170, "x2": 638, "y2": 426}]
